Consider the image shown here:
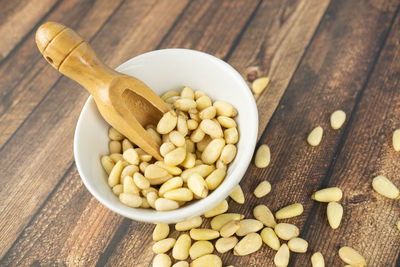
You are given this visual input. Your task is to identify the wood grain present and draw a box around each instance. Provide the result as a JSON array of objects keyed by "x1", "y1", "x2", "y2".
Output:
[{"x1": 1, "y1": 0, "x2": 400, "y2": 266}]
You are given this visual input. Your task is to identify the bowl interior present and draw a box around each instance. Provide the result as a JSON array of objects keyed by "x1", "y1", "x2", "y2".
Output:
[{"x1": 74, "y1": 49, "x2": 258, "y2": 223}]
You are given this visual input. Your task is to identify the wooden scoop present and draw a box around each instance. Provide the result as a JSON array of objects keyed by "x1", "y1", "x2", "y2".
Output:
[{"x1": 35, "y1": 22, "x2": 170, "y2": 160}]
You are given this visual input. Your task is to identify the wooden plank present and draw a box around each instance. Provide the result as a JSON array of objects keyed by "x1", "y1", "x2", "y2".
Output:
[
  {"x1": 220, "y1": 0, "x2": 398, "y2": 266},
  {"x1": 295, "y1": 10, "x2": 400, "y2": 266},
  {"x1": 0, "y1": 0, "x2": 122, "y2": 147},
  {"x1": 0, "y1": 0, "x2": 58, "y2": 61}
]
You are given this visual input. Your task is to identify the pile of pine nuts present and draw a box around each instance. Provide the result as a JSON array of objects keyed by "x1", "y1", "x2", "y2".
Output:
[{"x1": 101, "y1": 86, "x2": 239, "y2": 211}]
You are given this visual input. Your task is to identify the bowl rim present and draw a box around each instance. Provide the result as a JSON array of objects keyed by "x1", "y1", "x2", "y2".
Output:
[{"x1": 74, "y1": 48, "x2": 258, "y2": 223}]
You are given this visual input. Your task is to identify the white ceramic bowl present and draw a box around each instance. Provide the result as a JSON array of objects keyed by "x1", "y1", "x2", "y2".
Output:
[{"x1": 74, "y1": 49, "x2": 258, "y2": 223}]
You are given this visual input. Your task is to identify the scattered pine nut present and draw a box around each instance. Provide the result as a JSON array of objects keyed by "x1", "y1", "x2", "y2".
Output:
[
  {"x1": 175, "y1": 217, "x2": 203, "y2": 231},
  {"x1": 189, "y1": 229, "x2": 220, "y2": 241},
  {"x1": 372, "y1": 175, "x2": 400, "y2": 199},
  {"x1": 235, "y1": 219, "x2": 263, "y2": 236},
  {"x1": 275, "y1": 203, "x2": 304, "y2": 219},
  {"x1": 312, "y1": 187, "x2": 343, "y2": 202},
  {"x1": 172, "y1": 234, "x2": 191, "y2": 260},
  {"x1": 220, "y1": 220, "x2": 240, "y2": 238},
  {"x1": 260, "y1": 227, "x2": 280, "y2": 250},
  {"x1": 215, "y1": 236, "x2": 238, "y2": 253},
  {"x1": 330, "y1": 110, "x2": 346, "y2": 130},
  {"x1": 274, "y1": 243, "x2": 290, "y2": 267},
  {"x1": 254, "y1": 144, "x2": 270, "y2": 168},
  {"x1": 253, "y1": 180, "x2": 271, "y2": 198},
  {"x1": 287, "y1": 237, "x2": 308, "y2": 253},
  {"x1": 211, "y1": 213, "x2": 245, "y2": 231},
  {"x1": 311, "y1": 252, "x2": 325, "y2": 267},
  {"x1": 172, "y1": 262, "x2": 188, "y2": 267},
  {"x1": 230, "y1": 185, "x2": 245, "y2": 204},
  {"x1": 190, "y1": 254, "x2": 222, "y2": 267},
  {"x1": 252, "y1": 77, "x2": 269, "y2": 94},
  {"x1": 189, "y1": 241, "x2": 214, "y2": 260},
  {"x1": 153, "y1": 238, "x2": 176, "y2": 254},
  {"x1": 152, "y1": 253, "x2": 172, "y2": 267},
  {"x1": 153, "y1": 224, "x2": 170, "y2": 241},
  {"x1": 327, "y1": 202, "x2": 343, "y2": 229},
  {"x1": 307, "y1": 126, "x2": 323, "y2": 146},
  {"x1": 253, "y1": 205, "x2": 276, "y2": 228},
  {"x1": 393, "y1": 129, "x2": 400, "y2": 151},
  {"x1": 338, "y1": 246, "x2": 366, "y2": 267},
  {"x1": 233, "y1": 233, "x2": 262, "y2": 256},
  {"x1": 274, "y1": 223, "x2": 300, "y2": 240},
  {"x1": 204, "y1": 200, "x2": 229, "y2": 218}
]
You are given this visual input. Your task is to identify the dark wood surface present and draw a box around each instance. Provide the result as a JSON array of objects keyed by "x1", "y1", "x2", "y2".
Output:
[{"x1": 0, "y1": 0, "x2": 399, "y2": 266}]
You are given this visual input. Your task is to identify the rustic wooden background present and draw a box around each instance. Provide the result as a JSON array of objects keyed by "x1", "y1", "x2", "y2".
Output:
[{"x1": 1, "y1": 0, "x2": 399, "y2": 266}]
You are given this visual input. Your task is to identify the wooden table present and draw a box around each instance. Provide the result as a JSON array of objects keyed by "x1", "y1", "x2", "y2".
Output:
[{"x1": 1, "y1": 0, "x2": 399, "y2": 266}]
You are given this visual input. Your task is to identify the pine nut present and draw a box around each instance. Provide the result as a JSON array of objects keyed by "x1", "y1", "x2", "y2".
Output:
[
  {"x1": 172, "y1": 234, "x2": 191, "y2": 260},
  {"x1": 155, "y1": 198, "x2": 179, "y2": 211},
  {"x1": 189, "y1": 241, "x2": 214, "y2": 260},
  {"x1": 307, "y1": 126, "x2": 323, "y2": 146},
  {"x1": 172, "y1": 262, "x2": 188, "y2": 267},
  {"x1": 311, "y1": 252, "x2": 325, "y2": 267},
  {"x1": 253, "y1": 205, "x2": 276, "y2": 228},
  {"x1": 133, "y1": 172, "x2": 150, "y2": 189},
  {"x1": 145, "y1": 164, "x2": 169, "y2": 179},
  {"x1": 152, "y1": 253, "x2": 172, "y2": 267},
  {"x1": 274, "y1": 223, "x2": 299, "y2": 240},
  {"x1": 205, "y1": 169, "x2": 226, "y2": 190},
  {"x1": 215, "y1": 236, "x2": 238, "y2": 253},
  {"x1": 224, "y1": 127, "x2": 239, "y2": 144},
  {"x1": 109, "y1": 153, "x2": 123, "y2": 163},
  {"x1": 327, "y1": 202, "x2": 343, "y2": 229},
  {"x1": 181, "y1": 86, "x2": 194, "y2": 99},
  {"x1": 161, "y1": 90, "x2": 179, "y2": 101},
  {"x1": 196, "y1": 95, "x2": 212, "y2": 111},
  {"x1": 147, "y1": 127, "x2": 162, "y2": 146},
  {"x1": 177, "y1": 115, "x2": 189, "y2": 137},
  {"x1": 174, "y1": 98, "x2": 197, "y2": 112},
  {"x1": 211, "y1": 213, "x2": 244, "y2": 230},
  {"x1": 393, "y1": 129, "x2": 400, "y2": 151},
  {"x1": 330, "y1": 110, "x2": 346, "y2": 130},
  {"x1": 188, "y1": 108, "x2": 200, "y2": 121},
  {"x1": 204, "y1": 200, "x2": 228, "y2": 218},
  {"x1": 260, "y1": 227, "x2": 280, "y2": 250},
  {"x1": 254, "y1": 144, "x2": 270, "y2": 168},
  {"x1": 275, "y1": 203, "x2": 304, "y2": 219},
  {"x1": 153, "y1": 223, "x2": 170, "y2": 241},
  {"x1": 155, "y1": 161, "x2": 182, "y2": 176},
  {"x1": 181, "y1": 153, "x2": 196, "y2": 169},
  {"x1": 147, "y1": 191, "x2": 158, "y2": 209},
  {"x1": 338, "y1": 246, "x2": 366, "y2": 267},
  {"x1": 213, "y1": 101, "x2": 237, "y2": 117},
  {"x1": 108, "y1": 160, "x2": 124, "y2": 187},
  {"x1": 220, "y1": 220, "x2": 240, "y2": 238},
  {"x1": 185, "y1": 139, "x2": 195, "y2": 153},
  {"x1": 160, "y1": 142, "x2": 176, "y2": 157},
  {"x1": 139, "y1": 161, "x2": 150, "y2": 174},
  {"x1": 187, "y1": 173, "x2": 208, "y2": 198},
  {"x1": 220, "y1": 144, "x2": 237, "y2": 164},
  {"x1": 199, "y1": 119, "x2": 223, "y2": 138},
  {"x1": 190, "y1": 128, "x2": 205, "y2": 143},
  {"x1": 123, "y1": 148, "x2": 140, "y2": 165},
  {"x1": 157, "y1": 111, "x2": 178, "y2": 134},
  {"x1": 288, "y1": 237, "x2": 308, "y2": 253},
  {"x1": 190, "y1": 254, "x2": 222, "y2": 267},
  {"x1": 109, "y1": 140, "x2": 122, "y2": 154},
  {"x1": 101, "y1": 156, "x2": 115, "y2": 175},
  {"x1": 233, "y1": 233, "x2": 262, "y2": 256},
  {"x1": 181, "y1": 165, "x2": 215, "y2": 182},
  {"x1": 142, "y1": 187, "x2": 158, "y2": 197},
  {"x1": 121, "y1": 164, "x2": 139, "y2": 178},
  {"x1": 199, "y1": 106, "x2": 217, "y2": 120},
  {"x1": 169, "y1": 131, "x2": 186, "y2": 147},
  {"x1": 123, "y1": 176, "x2": 139, "y2": 195},
  {"x1": 235, "y1": 219, "x2": 263, "y2": 236},
  {"x1": 274, "y1": 243, "x2": 290, "y2": 267},
  {"x1": 164, "y1": 188, "x2": 193, "y2": 202},
  {"x1": 119, "y1": 193, "x2": 142, "y2": 208},
  {"x1": 122, "y1": 139, "x2": 134, "y2": 152},
  {"x1": 187, "y1": 119, "x2": 199, "y2": 130},
  {"x1": 312, "y1": 187, "x2": 343, "y2": 202},
  {"x1": 135, "y1": 148, "x2": 152, "y2": 162},
  {"x1": 229, "y1": 185, "x2": 245, "y2": 204},
  {"x1": 217, "y1": 116, "x2": 237, "y2": 128},
  {"x1": 159, "y1": 177, "x2": 183, "y2": 197},
  {"x1": 108, "y1": 127, "x2": 124, "y2": 140},
  {"x1": 153, "y1": 238, "x2": 176, "y2": 254},
  {"x1": 215, "y1": 159, "x2": 227, "y2": 170},
  {"x1": 164, "y1": 147, "x2": 186, "y2": 166},
  {"x1": 175, "y1": 216, "x2": 203, "y2": 231},
  {"x1": 165, "y1": 96, "x2": 180, "y2": 104},
  {"x1": 252, "y1": 77, "x2": 269, "y2": 94},
  {"x1": 190, "y1": 229, "x2": 220, "y2": 241},
  {"x1": 112, "y1": 184, "x2": 123, "y2": 196},
  {"x1": 141, "y1": 197, "x2": 150, "y2": 208},
  {"x1": 253, "y1": 180, "x2": 271, "y2": 198},
  {"x1": 372, "y1": 175, "x2": 399, "y2": 199}
]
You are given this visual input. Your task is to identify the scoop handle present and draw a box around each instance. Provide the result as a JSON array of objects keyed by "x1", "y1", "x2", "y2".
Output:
[{"x1": 35, "y1": 22, "x2": 117, "y2": 95}]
